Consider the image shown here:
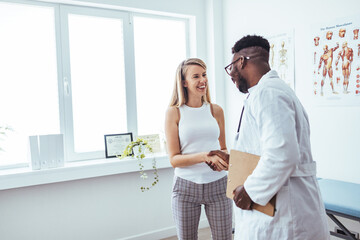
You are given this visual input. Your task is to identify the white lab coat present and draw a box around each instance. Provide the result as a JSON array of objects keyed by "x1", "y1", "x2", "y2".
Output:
[{"x1": 233, "y1": 70, "x2": 329, "y2": 240}]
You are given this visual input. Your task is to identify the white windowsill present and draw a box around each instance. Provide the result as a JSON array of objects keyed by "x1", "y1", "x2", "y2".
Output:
[{"x1": 0, "y1": 153, "x2": 172, "y2": 191}]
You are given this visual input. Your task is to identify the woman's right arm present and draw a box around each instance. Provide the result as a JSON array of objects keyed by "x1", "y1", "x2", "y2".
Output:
[{"x1": 165, "y1": 107, "x2": 209, "y2": 168}]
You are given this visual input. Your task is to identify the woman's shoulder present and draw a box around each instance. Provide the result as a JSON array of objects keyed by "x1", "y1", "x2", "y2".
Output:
[
  {"x1": 166, "y1": 106, "x2": 180, "y2": 122},
  {"x1": 209, "y1": 103, "x2": 224, "y2": 117}
]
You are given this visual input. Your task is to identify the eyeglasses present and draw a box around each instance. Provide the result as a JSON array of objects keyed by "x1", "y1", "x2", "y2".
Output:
[{"x1": 224, "y1": 56, "x2": 250, "y2": 76}]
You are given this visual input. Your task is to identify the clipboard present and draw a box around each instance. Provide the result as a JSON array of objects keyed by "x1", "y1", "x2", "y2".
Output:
[{"x1": 227, "y1": 149, "x2": 276, "y2": 217}]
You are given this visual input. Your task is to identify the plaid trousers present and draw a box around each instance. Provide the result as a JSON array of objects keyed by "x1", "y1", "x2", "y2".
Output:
[{"x1": 172, "y1": 176, "x2": 233, "y2": 240}]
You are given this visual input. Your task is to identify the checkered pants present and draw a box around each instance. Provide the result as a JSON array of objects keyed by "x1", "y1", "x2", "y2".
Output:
[{"x1": 172, "y1": 176, "x2": 233, "y2": 240}]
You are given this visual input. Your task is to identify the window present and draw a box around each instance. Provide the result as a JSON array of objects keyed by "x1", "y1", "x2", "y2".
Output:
[
  {"x1": 0, "y1": 2, "x2": 59, "y2": 166},
  {"x1": 68, "y1": 14, "x2": 128, "y2": 153},
  {"x1": 134, "y1": 16, "x2": 187, "y2": 136},
  {"x1": 0, "y1": 1, "x2": 190, "y2": 166},
  {"x1": 61, "y1": 7, "x2": 130, "y2": 160}
]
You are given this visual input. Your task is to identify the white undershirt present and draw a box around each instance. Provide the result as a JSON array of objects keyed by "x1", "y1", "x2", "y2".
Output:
[{"x1": 175, "y1": 103, "x2": 226, "y2": 184}]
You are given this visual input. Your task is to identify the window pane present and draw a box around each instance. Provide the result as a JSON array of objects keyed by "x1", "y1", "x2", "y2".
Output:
[
  {"x1": 68, "y1": 14, "x2": 127, "y2": 153},
  {"x1": 0, "y1": 2, "x2": 59, "y2": 166},
  {"x1": 134, "y1": 16, "x2": 187, "y2": 136}
]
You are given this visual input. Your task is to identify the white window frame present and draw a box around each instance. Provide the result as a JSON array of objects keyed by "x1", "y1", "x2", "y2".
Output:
[
  {"x1": 0, "y1": 0, "x2": 62, "y2": 169},
  {"x1": 59, "y1": 5, "x2": 138, "y2": 161},
  {"x1": 131, "y1": 12, "x2": 191, "y2": 137}
]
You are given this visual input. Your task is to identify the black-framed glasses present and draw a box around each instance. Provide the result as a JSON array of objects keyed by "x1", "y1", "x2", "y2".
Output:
[{"x1": 224, "y1": 56, "x2": 250, "y2": 76}]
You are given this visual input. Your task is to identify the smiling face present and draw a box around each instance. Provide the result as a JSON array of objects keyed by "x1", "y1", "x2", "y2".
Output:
[
  {"x1": 183, "y1": 65, "x2": 208, "y2": 98},
  {"x1": 229, "y1": 54, "x2": 249, "y2": 93},
  {"x1": 231, "y1": 68, "x2": 249, "y2": 94}
]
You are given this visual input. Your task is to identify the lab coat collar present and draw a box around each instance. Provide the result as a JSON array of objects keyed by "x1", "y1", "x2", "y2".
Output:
[{"x1": 248, "y1": 70, "x2": 279, "y2": 94}]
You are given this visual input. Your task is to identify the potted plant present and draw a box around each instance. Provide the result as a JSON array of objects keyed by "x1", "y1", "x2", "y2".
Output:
[{"x1": 118, "y1": 138, "x2": 159, "y2": 192}]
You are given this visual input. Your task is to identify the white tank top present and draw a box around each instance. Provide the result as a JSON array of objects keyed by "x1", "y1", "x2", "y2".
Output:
[{"x1": 175, "y1": 103, "x2": 226, "y2": 184}]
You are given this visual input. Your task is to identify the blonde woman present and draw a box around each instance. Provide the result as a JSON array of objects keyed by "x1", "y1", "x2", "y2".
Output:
[{"x1": 165, "y1": 58, "x2": 232, "y2": 239}]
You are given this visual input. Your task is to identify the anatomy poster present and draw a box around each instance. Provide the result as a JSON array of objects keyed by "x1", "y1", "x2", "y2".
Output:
[
  {"x1": 312, "y1": 16, "x2": 360, "y2": 105},
  {"x1": 268, "y1": 30, "x2": 295, "y2": 90}
]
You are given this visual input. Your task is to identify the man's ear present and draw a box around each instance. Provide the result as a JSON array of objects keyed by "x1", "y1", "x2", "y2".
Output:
[{"x1": 240, "y1": 56, "x2": 247, "y2": 69}]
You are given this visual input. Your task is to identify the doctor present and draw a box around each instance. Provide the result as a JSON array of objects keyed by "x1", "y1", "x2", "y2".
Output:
[{"x1": 210, "y1": 35, "x2": 330, "y2": 239}]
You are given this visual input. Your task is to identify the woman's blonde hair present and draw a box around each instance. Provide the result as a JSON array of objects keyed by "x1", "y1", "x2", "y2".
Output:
[{"x1": 169, "y1": 58, "x2": 211, "y2": 107}]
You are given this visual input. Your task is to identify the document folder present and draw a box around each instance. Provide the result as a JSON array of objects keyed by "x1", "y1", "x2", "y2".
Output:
[{"x1": 227, "y1": 149, "x2": 276, "y2": 217}]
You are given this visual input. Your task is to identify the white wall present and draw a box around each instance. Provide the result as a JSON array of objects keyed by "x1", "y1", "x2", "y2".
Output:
[
  {"x1": 223, "y1": 0, "x2": 360, "y2": 184},
  {"x1": 0, "y1": 169, "x2": 175, "y2": 240},
  {"x1": 222, "y1": 0, "x2": 360, "y2": 237}
]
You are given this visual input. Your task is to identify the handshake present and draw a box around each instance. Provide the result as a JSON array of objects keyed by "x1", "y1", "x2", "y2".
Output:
[
  {"x1": 206, "y1": 150, "x2": 253, "y2": 210},
  {"x1": 205, "y1": 150, "x2": 230, "y2": 171}
]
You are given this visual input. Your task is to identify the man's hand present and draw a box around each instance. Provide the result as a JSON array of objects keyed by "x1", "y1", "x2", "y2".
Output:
[
  {"x1": 208, "y1": 150, "x2": 229, "y2": 164},
  {"x1": 233, "y1": 186, "x2": 253, "y2": 210},
  {"x1": 206, "y1": 150, "x2": 229, "y2": 171},
  {"x1": 205, "y1": 161, "x2": 218, "y2": 171}
]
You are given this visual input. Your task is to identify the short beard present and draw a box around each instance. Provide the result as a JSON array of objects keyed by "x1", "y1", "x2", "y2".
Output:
[{"x1": 236, "y1": 76, "x2": 249, "y2": 93}]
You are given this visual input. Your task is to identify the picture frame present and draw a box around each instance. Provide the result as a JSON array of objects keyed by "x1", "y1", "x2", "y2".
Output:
[{"x1": 104, "y1": 133, "x2": 133, "y2": 158}]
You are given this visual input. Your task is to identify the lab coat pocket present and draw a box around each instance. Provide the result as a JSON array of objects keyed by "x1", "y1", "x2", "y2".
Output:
[{"x1": 275, "y1": 185, "x2": 292, "y2": 225}]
